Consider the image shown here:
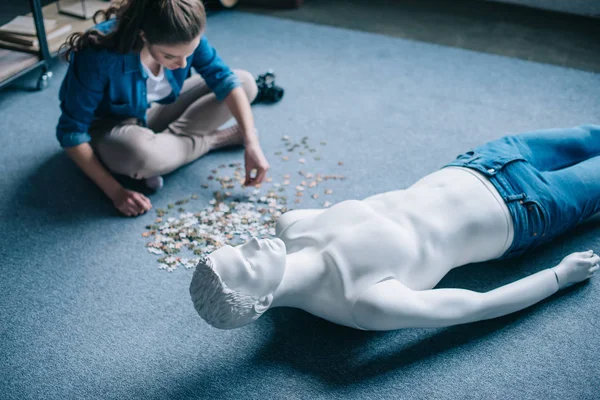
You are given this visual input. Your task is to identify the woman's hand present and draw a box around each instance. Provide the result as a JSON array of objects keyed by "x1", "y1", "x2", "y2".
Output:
[
  {"x1": 223, "y1": 85, "x2": 269, "y2": 186},
  {"x1": 244, "y1": 141, "x2": 270, "y2": 186},
  {"x1": 111, "y1": 187, "x2": 153, "y2": 217},
  {"x1": 65, "y1": 143, "x2": 153, "y2": 217},
  {"x1": 553, "y1": 250, "x2": 600, "y2": 289}
]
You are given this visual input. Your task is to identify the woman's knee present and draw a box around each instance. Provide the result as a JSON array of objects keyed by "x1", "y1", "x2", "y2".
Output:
[
  {"x1": 96, "y1": 129, "x2": 162, "y2": 179},
  {"x1": 234, "y1": 69, "x2": 258, "y2": 103},
  {"x1": 126, "y1": 145, "x2": 163, "y2": 179}
]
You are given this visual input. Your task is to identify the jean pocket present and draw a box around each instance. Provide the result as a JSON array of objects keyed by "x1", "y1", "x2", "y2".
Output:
[{"x1": 523, "y1": 198, "x2": 549, "y2": 239}]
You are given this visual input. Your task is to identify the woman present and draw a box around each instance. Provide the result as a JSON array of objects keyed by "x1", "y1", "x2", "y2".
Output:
[{"x1": 57, "y1": 0, "x2": 269, "y2": 217}]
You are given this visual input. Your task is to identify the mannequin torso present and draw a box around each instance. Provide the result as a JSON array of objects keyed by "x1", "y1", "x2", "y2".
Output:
[{"x1": 273, "y1": 167, "x2": 513, "y2": 328}]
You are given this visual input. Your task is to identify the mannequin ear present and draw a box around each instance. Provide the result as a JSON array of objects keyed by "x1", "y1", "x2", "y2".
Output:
[{"x1": 254, "y1": 294, "x2": 273, "y2": 313}]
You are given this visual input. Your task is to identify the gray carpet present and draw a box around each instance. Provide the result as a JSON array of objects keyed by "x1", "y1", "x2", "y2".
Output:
[{"x1": 1, "y1": 11, "x2": 600, "y2": 400}]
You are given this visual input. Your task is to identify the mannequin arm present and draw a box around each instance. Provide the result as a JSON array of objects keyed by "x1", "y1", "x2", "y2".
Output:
[
  {"x1": 275, "y1": 209, "x2": 325, "y2": 236},
  {"x1": 352, "y1": 269, "x2": 559, "y2": 330}
]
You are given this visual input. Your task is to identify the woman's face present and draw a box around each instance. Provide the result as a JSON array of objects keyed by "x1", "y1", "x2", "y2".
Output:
[{"x1": 143, "y1": 34, "x2": 201, "y2": 70}]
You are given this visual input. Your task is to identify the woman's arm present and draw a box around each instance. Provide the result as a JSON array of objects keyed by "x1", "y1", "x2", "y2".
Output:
[
  {"x1": 56, "y1": 48, "x2": 109, "y2": 148},
  {"x1": 66, "y1": 143, "x2": 122, "y2": 199},
  {"x1": 66, "y1": 143, "x2": 151, "y2": 216},
  {"x1": 190, "y1": 36, "x2": 240, "y2": 102},
  {"x1": 191, "y1": 37, "x2": 269, "y2": 186},
  {"x1": 224, "y1": 86, "x2": 258, "y2": 146},
  {"x1": 57, "y1": 49, "x2": 150, "y2": 216},
  {"x1": 223, "y1": 87, "x2": 269, "y2": 186}
]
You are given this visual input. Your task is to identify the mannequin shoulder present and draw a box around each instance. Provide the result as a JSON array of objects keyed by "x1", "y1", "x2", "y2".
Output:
[{"x1": 275, "y1": 208, "x2": 326, "y2": 236}]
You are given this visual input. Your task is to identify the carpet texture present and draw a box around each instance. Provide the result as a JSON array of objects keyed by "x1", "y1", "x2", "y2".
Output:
[{"x1": 1, "y1": 11, "x2": 599, "y2": 400}]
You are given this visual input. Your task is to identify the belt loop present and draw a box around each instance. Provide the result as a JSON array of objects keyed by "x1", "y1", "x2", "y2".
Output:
[{"x1": 504, "y1": 193, "x2": 527, "y2": 203}]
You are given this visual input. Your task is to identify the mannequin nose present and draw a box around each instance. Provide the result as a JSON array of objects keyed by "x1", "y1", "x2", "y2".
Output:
[{"x1": 249, "y1": 237, "x2": 261, "y2": 249}]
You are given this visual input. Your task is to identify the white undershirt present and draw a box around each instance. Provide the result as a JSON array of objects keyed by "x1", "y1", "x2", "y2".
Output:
[{"x1": 141, "y1": 61, "x2": 172, "y2": 103}]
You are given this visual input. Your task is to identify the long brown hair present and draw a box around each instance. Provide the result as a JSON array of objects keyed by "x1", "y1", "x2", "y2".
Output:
[{"x1": 60, "y1": 0, "x2": 206, "y2": 61}]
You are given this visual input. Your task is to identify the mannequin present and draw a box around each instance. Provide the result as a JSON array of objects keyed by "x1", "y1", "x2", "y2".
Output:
[{"x1": 190, "y1": 125, "x2": 600, "y2": 330}]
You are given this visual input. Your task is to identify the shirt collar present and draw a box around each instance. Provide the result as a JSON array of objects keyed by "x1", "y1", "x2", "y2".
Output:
[{"x1": 123, "y1": 52, "x2": 143, "y2": 75}]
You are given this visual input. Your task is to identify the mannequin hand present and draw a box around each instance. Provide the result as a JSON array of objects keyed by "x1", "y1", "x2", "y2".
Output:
[
  {"x1": 244, "y1": 141, "x2": 270, "y2": 186},
  {"x1": 553, "y1": 250, "x2": 600, "y2": 289},
  {"x1": 111, "y1": 187, "x2": 152, "y2": 217}
]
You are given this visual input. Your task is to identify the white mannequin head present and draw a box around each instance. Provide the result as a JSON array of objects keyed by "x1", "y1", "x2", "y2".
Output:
[{"x1": 190, "y1": 237, "x2": 287, "y2": 329}]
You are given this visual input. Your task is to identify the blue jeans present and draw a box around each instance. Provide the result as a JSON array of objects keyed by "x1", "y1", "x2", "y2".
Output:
[{"x1": 444, "y1": 125, "x2": 600, "y2": 259}]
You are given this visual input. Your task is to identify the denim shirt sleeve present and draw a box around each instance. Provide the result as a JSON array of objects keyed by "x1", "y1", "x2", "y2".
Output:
[
  {"x1": 191, "y1": 36, "x2": 240, "y2": 101},
  {"x1": 56, "y1": 48, "x2": 112, "y2": 148}
]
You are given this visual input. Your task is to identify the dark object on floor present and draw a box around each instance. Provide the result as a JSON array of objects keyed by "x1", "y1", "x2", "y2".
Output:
[
  {"x1": 253, "y1": 70, "x2": 284, "y2": 104},
  {"x1": 240, "y1": 0, "x2": 303, "y2": 9},
  {"x1": 203, "y1": 0, "x2": 239, "y2": 13}
]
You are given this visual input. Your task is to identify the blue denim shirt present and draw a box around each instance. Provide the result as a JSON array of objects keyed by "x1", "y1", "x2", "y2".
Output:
[{"x1": 56, "y1": 20, "x2": 240, "y2": 148}]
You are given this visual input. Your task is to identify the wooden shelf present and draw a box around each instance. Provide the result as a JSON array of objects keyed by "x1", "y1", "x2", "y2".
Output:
[
  {"x1": 0, "y1": 1, "x2": 99, "y2": 89},
  {"x1": 0, "y1": 3, "x2": 96, "y2": 54},
  {"x1": 0, "y1": 49, "x2": 40, "y2": 83}
]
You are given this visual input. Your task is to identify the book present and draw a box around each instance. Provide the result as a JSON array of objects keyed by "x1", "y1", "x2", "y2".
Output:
[
  {"x1": 0, "y1": 16, "x2": 57, "y2": 36},
  {"x1": 57, "y1": 0, "x2": 109, "y2": 20},
  {"x1": 0, "y1": 24, "x2": 72, "y2": 47},
  {"x1": 0, "y1": 48, "x2": 39, "y2": 83}
]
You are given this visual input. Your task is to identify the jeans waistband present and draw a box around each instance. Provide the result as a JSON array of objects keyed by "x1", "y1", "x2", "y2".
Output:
[{"x1": 444, "y1": 154, "x2": 548, "y2": 259}]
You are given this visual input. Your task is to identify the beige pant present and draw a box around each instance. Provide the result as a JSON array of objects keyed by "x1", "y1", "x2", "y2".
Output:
[{"x1": 90, "y1": 69, "x2": 258, "y2": 179}]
